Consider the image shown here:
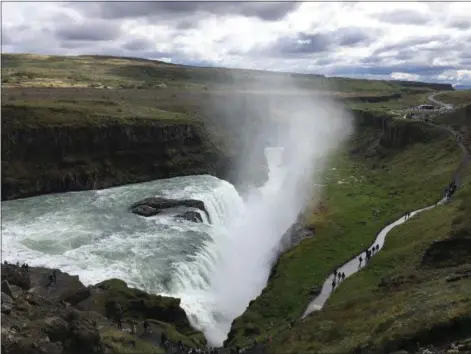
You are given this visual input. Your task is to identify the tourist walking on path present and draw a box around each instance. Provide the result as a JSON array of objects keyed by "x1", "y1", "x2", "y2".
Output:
[{"x1": 47, "y1": 274, "x2": 54, "y2": 287}]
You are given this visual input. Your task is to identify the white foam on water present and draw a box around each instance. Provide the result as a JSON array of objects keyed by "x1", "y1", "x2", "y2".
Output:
[
  {"x1": 1, "y1": 174, "x2": 242, "y2": 301},
  {"x1": 1, "y1": 148, "x2": 289, "y2": 346},
  {"x1": 2, "y1": 129, "x2": 350, "y2": 348}
]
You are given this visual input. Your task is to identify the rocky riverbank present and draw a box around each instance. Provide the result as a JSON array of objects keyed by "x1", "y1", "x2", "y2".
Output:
[{"x1": 1, "y1": 262, "x2": 207, "y2": 354}]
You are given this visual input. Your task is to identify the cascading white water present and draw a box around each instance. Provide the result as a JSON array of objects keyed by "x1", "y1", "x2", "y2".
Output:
[
  {"x1": 0, "y1": 147, "x2": 290, "y2": 346},
  {"x1": 2, "y1": 91, "x2": 352, "y2": 347},
  {"x1": 187, "y1": 94, "x2": 353, "y2": 345},
  {"x1": 172, "y1": 146, "x2": 288, "y2": 342},
  {"x1": 0, "y1": 174, "x2": 243, "y2": 301}
]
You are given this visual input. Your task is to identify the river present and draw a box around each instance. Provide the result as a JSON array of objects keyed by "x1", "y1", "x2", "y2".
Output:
[{"x1": 1, "y1": 147, "x2": 295, "y2": 346}]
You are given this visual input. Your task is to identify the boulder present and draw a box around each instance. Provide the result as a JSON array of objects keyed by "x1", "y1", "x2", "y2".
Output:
[
  {"x1": 75, "y1": 278, "x2": 193, "y2": 333},
  {"x1": 62, "y1": 309, "x2": 104, "y2": 353},
  {"x1": 60, "y1": 287, "x2": 91, "y2": 306},
  {"x1": 176, "y1": 211, "x2": 204, "y2": 223},
  {"x1": 2, "y1": 280, "x2": 15, "y2": 299},
  {"x1": 132, "y1": 205, "x2": 158, "y2": 217},
  {"x1": 2, "y1": 292, "x2": 14, "y2": 314},
  {"x1": 131, "y1": 197, "x2": 211, "y2": 223},
  {"x1": 44, "y1": 316, "x2": 69, "y2": 342}
]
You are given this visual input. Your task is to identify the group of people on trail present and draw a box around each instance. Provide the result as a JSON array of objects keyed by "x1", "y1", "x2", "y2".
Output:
[
  {"x1": 404, "y1": 211, "x2": 412, "y2": 220},
  {"x1": 331, "y1": 269, "x2": 346, "y2": 290},
  {"x1": 445, "y1": 180, "x2": 457, "y2": 200},
  {"x1": 358, "y1": 244, "x2": 379, "y2": 268}
]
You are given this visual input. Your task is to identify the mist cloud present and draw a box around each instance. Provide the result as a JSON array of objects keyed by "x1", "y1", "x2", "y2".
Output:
[{"x1": 195, "y1": 75, "x2": 353, "y2": 345}]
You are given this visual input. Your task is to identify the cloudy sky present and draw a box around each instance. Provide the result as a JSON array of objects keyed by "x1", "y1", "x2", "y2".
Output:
[{"x1": 2, "y1": 1, "x2": 471, "y2": 85}]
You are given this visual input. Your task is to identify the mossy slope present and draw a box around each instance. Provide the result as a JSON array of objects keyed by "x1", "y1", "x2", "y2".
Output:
[
  {"x1": 225, "y1": 118, "x2": 463, "y2": 349},
  {"x1": 268, "y1": 167, "x2": 471, "y2": 353}
]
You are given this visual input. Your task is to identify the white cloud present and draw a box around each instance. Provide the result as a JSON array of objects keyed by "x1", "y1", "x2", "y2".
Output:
[
  {"x1": 2, "y1": 1, "x2": 471, "y2": 85},
  {"x1": 390, "y1": 72, "x2": 421, "y2": 81}
]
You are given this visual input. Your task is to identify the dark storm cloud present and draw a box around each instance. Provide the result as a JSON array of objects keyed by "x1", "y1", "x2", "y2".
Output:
[
  {"x1": 55, "y1": 20, "x2": 122, "y2": 41},
  {"x1": 266, "y1": 27, "x2": 373, "y2": 56},
  {"x1": 376, "y1": 9, "x2": 430, "y2": 25},
  {"x1": 72, "y1": 2, "x2": 300, "y2": 22}
]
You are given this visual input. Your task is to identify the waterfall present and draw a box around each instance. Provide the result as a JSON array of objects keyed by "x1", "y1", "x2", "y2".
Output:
[{"x1": 0, "y1": 146, "x2": 301, "y2": 349}]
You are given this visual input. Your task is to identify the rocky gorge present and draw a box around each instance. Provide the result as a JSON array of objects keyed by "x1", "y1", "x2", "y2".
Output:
[
  {"x1": 1, "y1": 262, "x2": 206, "y2": 354},
  {"x1": 1, "y1": 103, "x2": 268, "y2": 201}
]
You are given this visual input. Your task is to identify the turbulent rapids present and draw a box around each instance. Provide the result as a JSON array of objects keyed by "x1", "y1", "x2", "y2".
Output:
[
  {"x1": 1, "y1": 88, "x2": 354, "y2": 344},
  {"x1": 1, "y1": 147, "x2": 296, "y2": 345}
]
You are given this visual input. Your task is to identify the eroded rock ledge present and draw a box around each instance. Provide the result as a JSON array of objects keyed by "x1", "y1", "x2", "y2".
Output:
[{"x1": 1, "y1": 263, "x2": 206, "y2": 354}]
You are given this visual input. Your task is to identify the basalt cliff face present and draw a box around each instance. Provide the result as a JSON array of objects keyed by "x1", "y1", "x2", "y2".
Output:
[
  {"x1": 1, "y1": 106, "x2": 268, "y2": 200},
  {"x1": 353, "y1": 109, "x2": 445, "y2": 149}
]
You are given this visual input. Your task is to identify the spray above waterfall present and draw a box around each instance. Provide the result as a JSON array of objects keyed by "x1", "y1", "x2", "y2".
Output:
[
  {"x1": 1, "y1": 75, "x2": 354, "y2": 349},
  {"x1": 198, "y1": 77, "x2": 355, "y2": 345}
]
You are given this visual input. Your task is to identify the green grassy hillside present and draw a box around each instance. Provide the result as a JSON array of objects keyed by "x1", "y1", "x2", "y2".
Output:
[
  {"x1": 269, "y1": 167, "x2": 471, "y2": 353},
  {"x1": 435, "y1": 90, "x2": 471, "y2": 106},
  {"x1": 1, "y1": 53, "x2": 453, "y2": 95},
  {"x1": 2, "y1": 52, "x2": 467, "y2": 353},
  {"x1": 225, "y1": 118, "x2": 466, "y2": 350}
]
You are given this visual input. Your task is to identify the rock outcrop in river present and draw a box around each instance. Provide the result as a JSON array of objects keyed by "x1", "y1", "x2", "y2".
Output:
[{"x1": 130, "y1": 197, "x2": 210, "y2": 223}]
